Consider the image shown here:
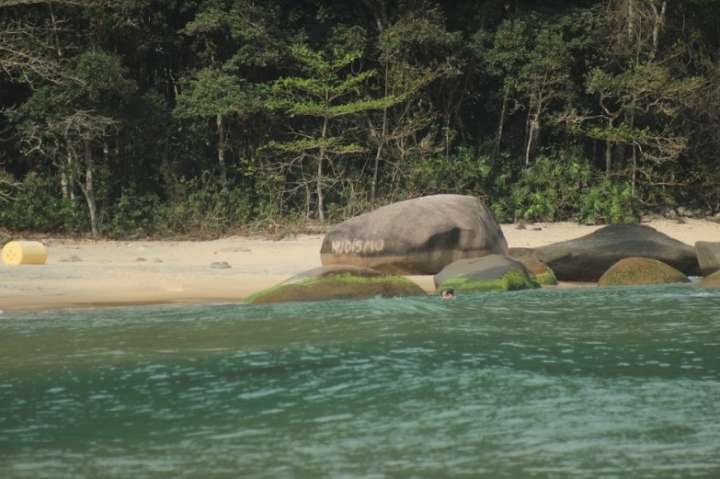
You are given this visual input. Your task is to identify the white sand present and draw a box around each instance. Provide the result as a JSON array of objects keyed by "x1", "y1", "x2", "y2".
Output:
[{"x1": 1, "y1": 218, "x2": 718, "y2": 311}]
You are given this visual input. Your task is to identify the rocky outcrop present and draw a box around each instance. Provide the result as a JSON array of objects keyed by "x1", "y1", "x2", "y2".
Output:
[
  {"x1": 320, "y1": 194, "x2": 508, "y2": 275},
  {"x1": 699, "y1": 271, "x2": 720, "y2": 288},
  {"x1": 696, "y1": 242, "x2": 720, "y2": 277},
  {"x1": 246, "y1": 265, "x2": 425, "y2": 304},
  {"x1": 534, "y1": 225, "x2": 700, "y2": 282},
  {"x1": 598, "y1": 257, "x2": 690, "y2": 287},
  {"x1": 434, "y1": 254, "x2": 539, "y2": 293}
]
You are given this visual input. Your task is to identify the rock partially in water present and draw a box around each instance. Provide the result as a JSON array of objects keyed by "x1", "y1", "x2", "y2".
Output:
[
  {"x1": 535, "y1": 224, "x2": 700, "y2": 282},
  {"x1": 434, "y1": 254, "x2": 539, "y2": 293},
  {"x1": 509, "y1": 250, "x2": 557, "y2": 286},
  {"x1": 320, "y1": 194, "x2": 508, "y2": 275},
  {"x1": 699, "y1": 271, "x2": 720, "y2": 288},
  {"x1": 695, "y1": 241, "x2": 720, "y2": 277},
  {"x1": 598, "y1": 257, "x2": 690, "y2": 287},
  {"x1": 247, "y1": 265, "x2": 425, "y2": 304}
]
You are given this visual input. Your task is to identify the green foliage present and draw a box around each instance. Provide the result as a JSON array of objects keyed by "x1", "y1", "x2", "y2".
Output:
[
  {"x1": 70, "y1": 51, "x2": 137, "y2": 107},
  {"x1": 108, "y1": 191, "x2": 165, "y2": 237},
  {"x1": 174, "y1": 68, "x2": 260, "y2": 119},
  {"x1": 508, "y1": 151, "x2": 593, "y2": 222},
  {"x1": 0, "y1": 174, "x2": 85, "y2": 233},
  {"x1": 579, "y1": 180, "x2": 638, "y2": 225},
  {"x1": 161, "y1": 176, "x2": 255, "y2": 236},
  {"x1": 534, "y1": 270, "x2": 558, "y2": 287},
  {"x1": 409, "y1": 147, "x2": 495, "y2": 197},
  {"x1": 2, "y1": 0, "x2": 720, "y2": 236}
]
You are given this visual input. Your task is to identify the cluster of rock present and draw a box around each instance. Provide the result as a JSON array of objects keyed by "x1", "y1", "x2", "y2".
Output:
[{"x1": 248, "y1": 194, "x2": 720, "y2": 305}]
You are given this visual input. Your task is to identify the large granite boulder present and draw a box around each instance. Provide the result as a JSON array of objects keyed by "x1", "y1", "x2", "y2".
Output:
[
  {"x1": 434, "y1": 254, "x2": 539, "y2": 293},
  {"x1": 246, "y1": 264, "x2": 425, "y2": 304},
  {"x1": 534, "y1": 224, "x2": 700, "y2": 282},
  {"x1": 699, "y1": 271, "x2": 720, "y2": 288},
  {"x1": 696, "y1": 242, "x2": 720, "y2": 277},
  {"x1": 320, "y1": 194, "x2": 508, "y2": 275},
  {"x1": 598, "y1": 258, "x2": 690, "y2": 287}
]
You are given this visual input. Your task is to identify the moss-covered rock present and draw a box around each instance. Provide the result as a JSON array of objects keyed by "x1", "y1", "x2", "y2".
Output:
[
  {"x1": 246, "y1": 266, "x2": 425, "y2": 304},
  {"x1": 439, "y1": 270, "x2": 538, "y2": 293},
  {"x1": 699, "y1": 271, "x2": 720, "y2": 288},
  {"x1": 434, "y1": 255, "x2": 539, "y2": 293},
  {"x1": 598, "y1": 257, "x2": 690, "y2": 287},
  {"x1": 512, "y1": 256, "x2": 558, "y2": 286}
]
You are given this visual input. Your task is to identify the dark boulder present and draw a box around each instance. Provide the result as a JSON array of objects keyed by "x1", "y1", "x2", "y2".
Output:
[
  {"x1": 320, "y1": 194, "x2": 508, "y2": 275},
  {"x1": 534, "y1": 225, "x2": 700, "y2": 282},
  {"x1": 434, "y1": 254, "x2": 539, "y2": 293},
  {"x1": 598, "y1": 257, "x2": 690, "y2": 287},
  {"x1": 696, "y1": 242, "x2": 720, "y2": 277},
  {"x1": 246, "y1": 265, "x2": 425, "y2": 304}
]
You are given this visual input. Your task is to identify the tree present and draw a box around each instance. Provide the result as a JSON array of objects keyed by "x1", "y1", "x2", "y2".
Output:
[
  {"x1": 12, "y1": 50, "x2": 136, "y2": 236},
  {"x1": 175, "y1": 68, "x2": 260, "y2": 185},
  {"x1": 177, "y1": 0, "x2": 286, "y2": 186},
  {"x1": 480, "y1": 15, "x2": 573, "y2": 165},
  {"x1": 565, "y1": 0, "x2": 702, "y2": 203},
  {"x1": 266, "y1": 44, "x2": 396, "y2": 221},
  {"x1": 365, "y1": 1, "x2": 460, "y2": 201}
]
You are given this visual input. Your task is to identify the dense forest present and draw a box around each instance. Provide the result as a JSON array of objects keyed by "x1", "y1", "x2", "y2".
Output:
[{"x1": 1, "y1": 0, "x2": 719, "y2": 237}]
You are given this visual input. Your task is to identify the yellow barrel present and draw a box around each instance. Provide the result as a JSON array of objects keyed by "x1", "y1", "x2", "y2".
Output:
[{"x1": 1, "y1": 241, "x2": 48, "y2": 265}]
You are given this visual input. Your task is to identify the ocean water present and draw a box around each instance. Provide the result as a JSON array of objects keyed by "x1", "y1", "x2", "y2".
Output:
[{"x1": 1, "y1": 285, "x2": 719, "y2": 478}]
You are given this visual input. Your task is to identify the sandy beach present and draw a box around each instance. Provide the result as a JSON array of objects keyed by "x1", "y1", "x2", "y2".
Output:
[{"x1": 1, "y1": 218, "x2": 718, "y2": 312}]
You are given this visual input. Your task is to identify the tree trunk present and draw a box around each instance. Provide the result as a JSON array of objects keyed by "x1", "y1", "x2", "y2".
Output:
[
  {"x1": 371, "y1": 60, "x2": 389, "y2": 203},
  {"x1": 525, "y1": 109, "x2": 540, "y2": 166},
  {"x1": 216, "y1": 113, "x2": 227, "y2": 186},
  {"x1": 60, "y1": 151, "x2": 70, "y2": 200},
  {"x1": 444, "y1": 114, "x2": 451, "y2": 160},
  {"x1": 83, "y1": 141, "x2": 98, "y2": 237},
  {"x1": 631, "y1": 144, "x2": 638, "y2": 197},
  {"x1": 651, "y1": 1, "x2": 667, "y2": 58},
  {"x1": 65, "y1": 151, "x2": 76, "y2": 201},
  {"x1": 60, "y1": 170, "x2": 69, "y2": 200},
  {"x1": 304, "y1": 181, "x2": 311, "y2": 220},
  {"x1": 496, "y1": 86, "x2": 509, "y2": 153},
  {"x1": 48, "y1": 2, "x2": 64, "y2": 60},
  {"x1": 605, "y1": 116, "x2": 616, "y2": 176},
  {"x1": 317, "y1": 116, "x2": 328, "y2": 222}
]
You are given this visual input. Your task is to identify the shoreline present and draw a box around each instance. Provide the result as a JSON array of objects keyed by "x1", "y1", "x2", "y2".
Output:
[{"x1": 2, "y1": 219, "x2": 718, "y2": 313}]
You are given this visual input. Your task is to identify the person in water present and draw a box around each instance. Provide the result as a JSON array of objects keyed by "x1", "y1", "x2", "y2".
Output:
[{"x1": 441, "y1": 288, "x2": 455, "y2": 300}]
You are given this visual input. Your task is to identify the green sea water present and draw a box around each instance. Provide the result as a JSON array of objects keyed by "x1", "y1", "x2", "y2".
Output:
[{"x1": 1, "y1": 285, "x2": 720, "y2": 478}]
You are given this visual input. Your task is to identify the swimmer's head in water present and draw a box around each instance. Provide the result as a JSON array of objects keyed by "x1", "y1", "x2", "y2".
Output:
[{"x1": 441, "y1": 288, "x2": 455, "y2": 299}]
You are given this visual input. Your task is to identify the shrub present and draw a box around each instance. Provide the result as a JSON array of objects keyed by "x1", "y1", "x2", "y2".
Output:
[
  {"x1": 108, "y1": 191, "x2": 166, "y2": 237},
  {"x1": 578, "y1": 180, "x2": 638, "y2": 224},
  {"x1": 508, "y1": 150, "x2": 593, "y2": 222},
  {"x1": 162, "y1": 175, "x2": 254, "y2": 236},
  {"x1": 0, "y1": 173, "x2": 86, "y2": 233}
]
